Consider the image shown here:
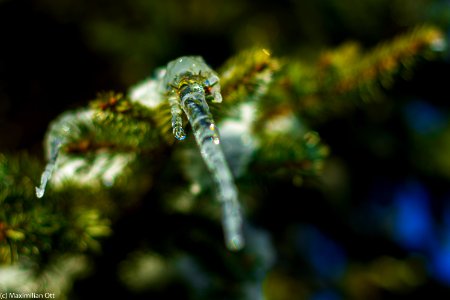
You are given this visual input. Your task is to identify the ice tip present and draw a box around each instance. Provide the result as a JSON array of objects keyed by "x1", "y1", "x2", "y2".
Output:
[
  {"x1": 226, "y1": 235, "x2": 245, "y2": 251},
  {"x1": 35, "y1": 187, "x2": 45, "y2": 198},
  {"x1": 211, "y1": 92, "x2": 222, "y2": 103},
  {"x1": 175, "y1": 133, "x2": 186, "y2": 141},
  {"x1": 174, "y1": 128, "x2": 187, "y2": 141}
]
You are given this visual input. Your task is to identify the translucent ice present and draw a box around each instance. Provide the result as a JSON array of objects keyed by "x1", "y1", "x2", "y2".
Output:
[{"x1": 162, "y1": 57, "x2": 245, "y2": 250}]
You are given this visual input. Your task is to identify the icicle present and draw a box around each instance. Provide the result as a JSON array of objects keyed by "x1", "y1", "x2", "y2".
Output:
[
  {"x1": 169, "y1": 91, "x2": 186, "y2": 140},
  {"x1": 36, "y1": 109, "x2": 94, "y2": 198},
  {"x1": 163, "y1": 56, "x2": 245, "y2": 250},
  {"x1": 181, "y1": 82, "x2": 244, "y2": 250},
  {"x1": 36, "y1": 137, "x2": 63, "y2": 198}
]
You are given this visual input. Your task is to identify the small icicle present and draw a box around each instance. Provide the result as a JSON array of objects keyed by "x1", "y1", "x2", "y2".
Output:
[
  {"x1": 168, "y1": 92, "x2": 186, "y2": 140},
  {"x1": 36, "y1": 137, "x2": 63, "y2": 198}
]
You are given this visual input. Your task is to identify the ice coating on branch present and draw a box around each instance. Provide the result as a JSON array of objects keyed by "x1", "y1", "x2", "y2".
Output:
[
  {"x1": 162, "y1": 56, "x2": 244, "y2": 250},
  {"x1": 129, "y1": 78, "x2": 163, "y2": 109},
  {"x1": 164, "y1": 57, "x2": 222, "y2": 141},
  {"x1": 163, "y1": 56, "x2": 222, "y2": 104}
]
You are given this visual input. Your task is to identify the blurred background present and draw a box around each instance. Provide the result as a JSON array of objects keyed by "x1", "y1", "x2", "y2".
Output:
[{"x1": 0, "y1": 0, "x2": 450, "y2": 299}]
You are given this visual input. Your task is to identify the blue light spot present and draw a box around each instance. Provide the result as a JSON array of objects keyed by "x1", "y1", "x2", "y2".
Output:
[
  {"x1": 296, "y1": 226, "x2": 347, "y2": 281},
  {"x1": 431, "y1": 238, "x2": 450, "y2": 285},
  {"x1": 403, "y1": 100, "x2": 446, "y2": 135},
  {"x1": 429, "y1": 204, "x2": 450, "y2": 285},
  {"x1": 392, "y1": 181, "x2": 434, "y2": 251}
]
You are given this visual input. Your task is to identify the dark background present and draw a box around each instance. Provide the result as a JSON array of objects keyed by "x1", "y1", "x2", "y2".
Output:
[{"x1": 0, "y1": 0, "x2": 444, "y2": 152}]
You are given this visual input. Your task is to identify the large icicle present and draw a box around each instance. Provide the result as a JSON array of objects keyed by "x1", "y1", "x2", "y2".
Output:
[
  {"x1": 163, "y1": 56, "x2": 245, "y2": 250},
  {"x1": 181, "y1": 82, "x2": 244, "y2": 250}
]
